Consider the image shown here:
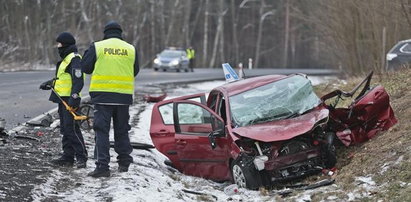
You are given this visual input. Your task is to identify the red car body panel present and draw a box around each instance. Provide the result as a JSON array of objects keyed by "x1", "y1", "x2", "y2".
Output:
[
  {"x1": 150, "y1": 93, "x2": 206, "y2": 171},
  {"x1": 174, "y1": 132, "x2": 232, "y2": 180},
  {"x1": 172, "y1": 100, "x2": 232, "y2": 180},
  {"x1": 326, "y1": 85, "x2": 397, "y2": 146},
  {"x1": 214, "y1": 74, "x2": 287, "y2": 96},
  {"x1": 232, "y1": 108, "x2": 329, "y2": 142}
]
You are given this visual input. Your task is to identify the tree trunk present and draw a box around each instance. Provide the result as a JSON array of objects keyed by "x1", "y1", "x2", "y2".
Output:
[
  {"x1": 231, "y1": 0, "x2": 239, "y2": 65},
  {"x1": 255, "y1": 0, "x2": 266, "y2": 69},
  {"x1": 159, "y1": 1, "x2": 166, "y2": 48},
  {"x1": 210, "y1": 14, "x2": 223, "y2": 68},
  {"x1": 203, "y1": 0, "x2": 209, "y2": 67},
  {"x1": 219, "y1": 1, "x2": 225, "y2": 65},
  {"x1": 283, "y1": 0, "x2": 290, "y2": 68},
  {"x1": 183, "y1": 0, "x2": 192, "y2": 47},
  {"x1": 150, "y1": 1, "x2": 156, "y2": 57},
  {"x1": 165, "y1": 0, "x2": 179, "y2": 46}
]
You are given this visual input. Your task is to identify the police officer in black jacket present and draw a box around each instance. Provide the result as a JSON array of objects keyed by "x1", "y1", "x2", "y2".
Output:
[
  {"x1": 39, "y1": 32, "x2": 88, "y2": 168},
  {"x1": 82, "y1": 21, "x2": 139, "y2": 177}
]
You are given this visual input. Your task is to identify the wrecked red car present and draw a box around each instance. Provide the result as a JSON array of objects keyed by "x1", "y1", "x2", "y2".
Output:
[{"x1": 149, "y1": 72, "x2": 397, "y2": 189}]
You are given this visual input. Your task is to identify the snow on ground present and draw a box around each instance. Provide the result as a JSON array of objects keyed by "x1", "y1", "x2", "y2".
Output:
[
  {"x1": 31, "y1": 78, "x2": 338, "y2": 202},
  {"x1": 345, "y1": 176, "x2": 380, "y2": 201}
]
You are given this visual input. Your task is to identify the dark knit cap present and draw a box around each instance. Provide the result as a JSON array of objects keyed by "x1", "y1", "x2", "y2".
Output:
[
  {"x1": 104, "y1": 21, "x2": 122, "y2": 33},
  {"x1": 56, "y1": 32, "x2": 76, "y2": 46}
]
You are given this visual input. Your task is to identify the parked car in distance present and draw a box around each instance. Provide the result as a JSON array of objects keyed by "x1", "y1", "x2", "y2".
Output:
[
  {"x1": 386, "y1": 39, "x2": 411, "y2": 70},
  {"x1": 149, "y1": 72, "x2": 397, "y2": 190},
  {"x1": 153, "y1": 47, "x2": 190, "y2": 72}
]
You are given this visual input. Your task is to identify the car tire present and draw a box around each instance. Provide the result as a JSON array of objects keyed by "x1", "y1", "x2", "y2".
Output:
[
  {"x1": 323, "y1": 132, "x2": 337, "y2": 168},
  {"x1": 176, "y1": 68, "x2": 180, "y2": 72},
  {"x1": 184, "y1": 68, "x2": 189, "y2": 72},
  {"x1": 154, "y1": 68, "x2": 158, "y2": 71},
  {"x1": 231, "y1": 157, "x2": 262, "y2": 190},
  {"x1": 162, "y1": 69, "x2": 167, "y2": 72}
]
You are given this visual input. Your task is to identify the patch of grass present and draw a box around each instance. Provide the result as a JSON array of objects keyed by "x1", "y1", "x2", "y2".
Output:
[
  {"x1": 375, "y1": 182, "x2": 411, "y2": 201},
  {"x1": 374, "y1": 154, "x2": 411, "y2": 183},
  {"x1": 310, "y1": 191, "x2": 348, "y2": 201}
]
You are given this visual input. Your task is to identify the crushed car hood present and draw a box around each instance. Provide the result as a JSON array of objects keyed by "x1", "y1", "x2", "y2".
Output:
[{"x1": 232, "y1": 108, "x2": 329, "y2": 142}]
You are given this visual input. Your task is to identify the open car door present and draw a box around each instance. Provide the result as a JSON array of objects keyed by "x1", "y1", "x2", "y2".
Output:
[
  {"x1": 150, "y1": 93, "x2": 206, "y2": 170},
  {"x1": 322, "y1": 72, "x2": 397, "y2": 146},
  {"x1": 172, "y1": 100, "x2": 231, "y2": 181}
]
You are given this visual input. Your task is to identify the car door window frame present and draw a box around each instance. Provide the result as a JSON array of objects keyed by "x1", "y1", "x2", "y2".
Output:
[
  {"x1": 157, "y1": 93, "x2": 206, "y2": 125},
  {"x1": 173, "y1": 100, "x2": 225, "y2": 136},
  {"x1": 399, "y1": 43, "x2": 411, "y2": 53}
]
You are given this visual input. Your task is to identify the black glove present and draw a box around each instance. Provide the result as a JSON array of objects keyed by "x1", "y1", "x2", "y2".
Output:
[
  {"x1": 68, "y1": 97, "x2": 81, "y2": 109},
  {"x1": 39, "y1": 79, "x2": 53, "y2": 90}
]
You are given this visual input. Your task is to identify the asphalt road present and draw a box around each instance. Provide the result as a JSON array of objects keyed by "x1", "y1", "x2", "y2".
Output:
[{"x1": 0, "y1": 68, "x2": 337, "y2": 129}]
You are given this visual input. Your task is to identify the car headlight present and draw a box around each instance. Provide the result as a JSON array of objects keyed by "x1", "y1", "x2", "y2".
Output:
[
  {"x1": 154, "y1": 58, "x2": 160, "y2": 64},
  {"x1": 170, "y1": 60, "x2": 179, "y2": 66},
  {"x1": 386, "y1": 53, "x2": 397, "y2": 61}
]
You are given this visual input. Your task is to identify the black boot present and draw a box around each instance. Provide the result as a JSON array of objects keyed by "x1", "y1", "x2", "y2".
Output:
[
  {"x1": 50, "y1": 157, "x2": 74, "y2": 167},
  {"x1": 118, "y1": 165, "x2": 129, "y2": 172},
  {"x1": 76, "y1": 160, "x2": 87, "y2": 168},
  {"x1": 88, "y1": 168, "x2": 110, "y2": 178}
]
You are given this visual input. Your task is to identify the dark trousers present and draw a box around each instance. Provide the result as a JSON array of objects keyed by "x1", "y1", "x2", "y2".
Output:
[
  {"x1": 58, "y1": 101, "x2": 87, "y2": 162},
  {"x1": 189, "y1": 58, "x2": 194, "y2": 72},
  {"x1": 94, "y1": 104, "x2": 133, "y2": 170}
]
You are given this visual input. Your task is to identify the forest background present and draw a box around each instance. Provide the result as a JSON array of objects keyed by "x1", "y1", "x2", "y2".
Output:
[{"x1": 1, "y1": 0, "x2": 411, "y2": 74}]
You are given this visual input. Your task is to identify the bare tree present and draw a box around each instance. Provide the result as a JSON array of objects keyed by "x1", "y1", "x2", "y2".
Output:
[
  {"x1": 255, "y1": 0, "x2": 274, "y2": 68},
  {"x1": 1, "y1": 0, "x2": 410, "y2": 74},
  {"x1": 282, "y1": 0, "x2": 290, "y2": 68},
  {"x1": 202, "y1": 0, "x2": 209, "y2": 67}
]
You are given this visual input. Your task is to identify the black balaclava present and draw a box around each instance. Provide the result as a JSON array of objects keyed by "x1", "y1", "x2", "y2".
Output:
[
  {"x1": 56, "y1": 32, "x2": 77, "y2": 58},
  {"x1": 103, "y1": 21, "x2": 123, "y2": 40}
]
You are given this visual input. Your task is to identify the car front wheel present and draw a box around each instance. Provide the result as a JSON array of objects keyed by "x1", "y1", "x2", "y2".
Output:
[{"x1": 231, "y1": 158, "x2": 262, "y2": 190}]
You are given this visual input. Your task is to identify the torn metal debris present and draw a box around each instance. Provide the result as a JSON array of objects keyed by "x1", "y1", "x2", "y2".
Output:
[
  {"x1": 26, "y1": 113, "x2": 52, "y2": 127},
  {"x1": 109, "y1": 141, "x2": 155, "y2": 150}
]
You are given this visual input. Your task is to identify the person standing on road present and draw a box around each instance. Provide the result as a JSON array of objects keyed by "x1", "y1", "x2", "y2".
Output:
[
  {"x1": 81, "y1": 21, "x2": 139, "y2": 178},
  {"x1": 39, "y1": 32, "x2": 88, "y2": 168},
  {"x1": 186, "y1": 46, "x2": 195, "y2": 72}
]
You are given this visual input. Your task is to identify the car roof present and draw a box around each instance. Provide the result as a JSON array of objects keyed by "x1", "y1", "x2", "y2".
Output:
[
  {"x1": 388, "y1": 39, "x2": 411, "y2": 53},
  {"x1": 213, "y1": 74, "x2": 289, "y2": 96},
  {"x1": 162, "y1": 49, "x2": 184, "y2": 52},
  {"x1": 397, "y1": 39, "x2": 411, "y2": 44},
  {"x1": 165, "y1": 47, "x2": 185, "y2": 51}
]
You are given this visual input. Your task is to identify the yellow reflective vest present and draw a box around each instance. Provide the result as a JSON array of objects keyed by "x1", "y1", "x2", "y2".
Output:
[
  {"x1": 90, "y1": 38, "x2": 135, "y2": 95},
  {"x1": 186, "y1": 48, "x2": 195, "y2": 59},
  {"x1": 54, "y1": 52, "x2": 81, "y2": 97}
]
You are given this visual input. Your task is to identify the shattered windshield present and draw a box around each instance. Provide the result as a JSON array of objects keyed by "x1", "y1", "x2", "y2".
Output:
[{"x1": 229, "y1": 75, "x2": 321, "y2": 127}]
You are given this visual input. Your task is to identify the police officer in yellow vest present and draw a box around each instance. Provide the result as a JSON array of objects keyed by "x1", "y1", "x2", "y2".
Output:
[
  {"x1": 82, "y1": 21, "x2": 139, "y2": 178},
  {"x1": 186, "y1": 46, "x2": 195, "y2": 72},
  {"x1": 39, "y1": 32, "x2": 88, "y2": 168}
]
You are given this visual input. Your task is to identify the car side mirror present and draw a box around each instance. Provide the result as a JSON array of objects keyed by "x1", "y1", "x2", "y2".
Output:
[{"x1": 208, "y1": 129, "x2": 224, "y2": 150}]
